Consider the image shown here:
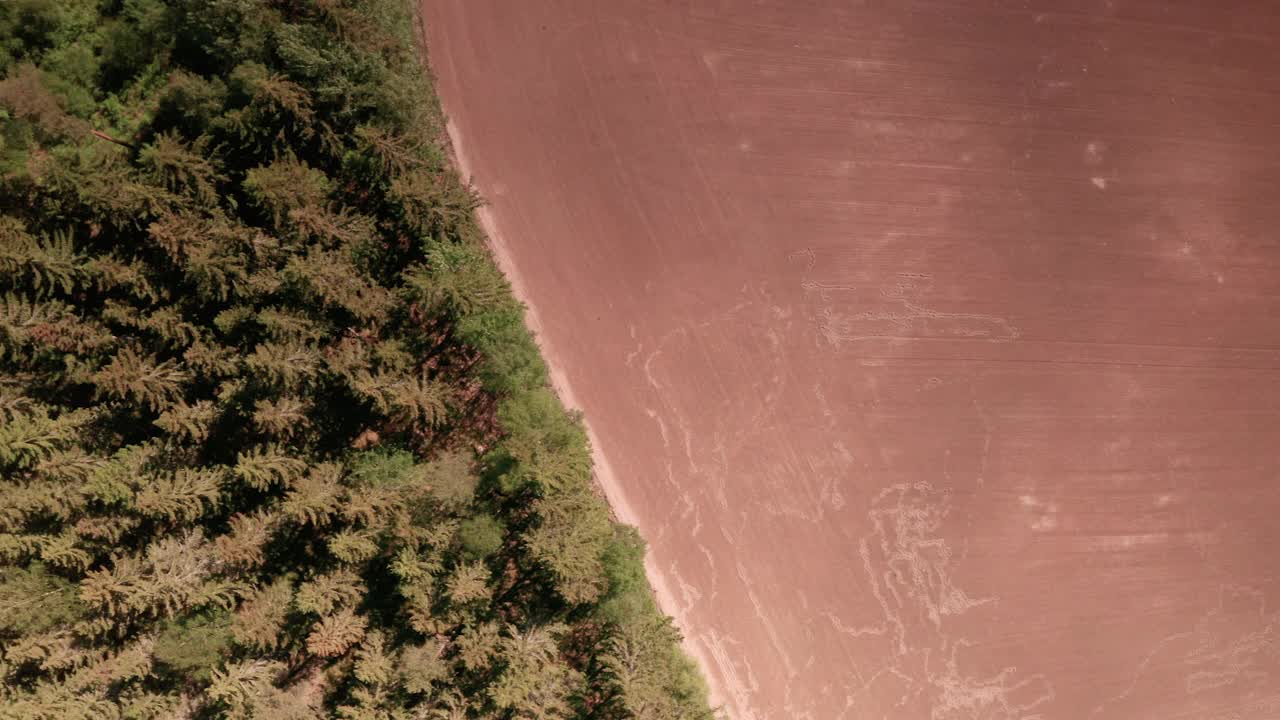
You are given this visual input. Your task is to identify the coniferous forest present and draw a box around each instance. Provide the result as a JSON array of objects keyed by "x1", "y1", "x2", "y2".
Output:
[{"x1": 0, "y1": 1, "x2": 714, "y2": 717}]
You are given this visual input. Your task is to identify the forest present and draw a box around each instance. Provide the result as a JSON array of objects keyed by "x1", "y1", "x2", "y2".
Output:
[{"x1": 0, "y1": 0, "x2": 714, "y2": 718}]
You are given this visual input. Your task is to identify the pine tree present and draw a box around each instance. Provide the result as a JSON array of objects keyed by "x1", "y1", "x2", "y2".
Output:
[
  {"x1": 355, "y1": 125, "x2": 423, "y2": 177},
  {"x1": 339, "y1": 483, "x2": 401, "y2": 529},
  {"x1": 401, "y1": 578, "x2": 443, "y2": 638},
  {"x1": 390, "y1": 169, "x2": 479, "y2": 239},
  {"x1": 233, "y1": 445, "x2": 306, "y2": 491},
  {"x1": 327, "y1": 529, "x2": 377, "y2": 565},
  {"x1": 421, "y1": 449, "x2": 477, "y2": 510},
  {"x1": 34, "y1": 448, "x2": 104, "y2": 484},
  {"x1": 279, "y1": 463, "x2": 343, "y2": 525},
  {"x1": 398, "y1": 640, "x2": 447, "y2": 696},
  {"x1": 246, "y1": 339, "x2": 322, "y2": 390},
  {"x1": 352, "y1": 370, "x2": 450, "y2": 430},
  {"x1": 185, "y1": 236, "x2": 251, "y2": 302},
  {"x1": 305, "y1": 607, "x2": 365, "y2": 658},
  {"x1": 136, "y1": 306, "x2": 201, "y2": 348},
  {"x1": 215, "y1": 511, "x2": 277, "y2": 569},
  {"x1": 421, "y1": 692, "x2": 470, "y2": 720},
  {"x1": 3, "y1": 628, "x2": 88, "y2": 675},
  {"x1": 0, "y1": 293, "x2": 72, "y2": 360},
  {"x1": 445, "y1": 561, "x2": 489, "y2": 607},
  {"x1": 137, "y1": 132, "x2": 224, "y2": 207},
  {"x1": 0, "y1": 562, "x2": 85, "y2": 638},
  {"x1": 295, "y1": 569, "x2": 364, "y2": 617},
  {"x1": 153, "y1": 399, "x2": 219, "y2": 442},
  {"x1": 77, "y1": 531, "x2": 234, "y2": 621},
  {"x1": 134, "y1": 468, "x2": 221, "y2": 523},
  {"x1": 0, "y1": 405, "x2": 64, "y2": 469},
  {"x1": 403, "y1": 240, "x2": 509, "y2": 318},
  {"x1": 67, "y1": 637, "x2": 154, "y2": 692},
  {"x1": 0, "y1": 226, "x2": 87, "y2": 297},
  {"x1": 284, "y1": 248, "x2": 395, "y2": 322},
  {"x1": 207, "y1": 659, "x2": 287, "y2": 719},
  {"x1": 0, "y1": 387, "x2": 35, "y2": 422},
  {"x1": 490, "y1": 623, "x2": 578, "y2": 719},
  {"x1": 454, "y1": 621, "x2": 501, "y2": 674},
  {"x1": 37, "y1": 530, "x2": 92, "y2": 572},
  {"x1": 251, "y1": 396, "x2": 310, "y2": 438},
  {"x1": 183, "y1": 340, "x2": 240, "y2": 378},
  {"x1": 350, "y1": 629, "x2": 393, "y2": 687},
  {"x1": 257, "y1": 307, "x2": 325, "y2": 342},
  {"x1": 288, "y1": 205, "x2": 376, "y2": 248},
  {"x1": 602, "y1": 619, "x2": 671, "y2": 720},
  {"x1": 242, "y1": 154, "x2": 331, "y2": 228},
  {"x1": 601, "y1": 616, "x2": 716, "y2": 720},
  {"x1": 526, "y1": 485, "x2": 612, "y2": 605},
  {"x1": 231, "y1": 577, "x2": 293, "y2": 652},
  {"x1": 85, "y1": 254, "x2": 160, "y2": 304},
  {"x1": 90, "y1": 347, "x2": 188, "y2": 412}
]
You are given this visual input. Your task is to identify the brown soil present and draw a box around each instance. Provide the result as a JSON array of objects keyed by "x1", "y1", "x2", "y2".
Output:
[{"x1": 421, "y1": 2, "x2": 1280, "y2": 718}]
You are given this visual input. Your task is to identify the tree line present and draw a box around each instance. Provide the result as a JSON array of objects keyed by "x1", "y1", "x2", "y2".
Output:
[{"x1": 0, "y1": 0, "x2": 715, "y2": 718}]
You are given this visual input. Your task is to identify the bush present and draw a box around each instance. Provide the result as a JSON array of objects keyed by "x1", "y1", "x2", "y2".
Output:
[
  {"x1": 153, "y1": 611, "x2": 234, "y2": 683},
  {"x1": 457, "y1": 514, "x2": 504, "y2": 560}
]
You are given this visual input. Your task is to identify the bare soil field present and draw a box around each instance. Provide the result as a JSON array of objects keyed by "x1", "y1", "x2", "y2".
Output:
[{"x1": 420, "y1": 2, "x2": 1280, "y2": 718}]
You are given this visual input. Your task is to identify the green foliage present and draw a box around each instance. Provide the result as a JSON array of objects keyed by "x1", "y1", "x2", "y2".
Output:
[
  {"x1": 457, "y1": 514, "x2": 503, "y2": 560},
  {"x1": 348, "y1": 447, "x2": 416, "y2": 487},
  {"x1": 152, "y1": 609, "x2": 233, "y2": 682},
  {"x1": 0, "y1": 0, "x2": 714, "y2": 716},
  {"x1": 490, "y1": 623, "x2": 579, "y2": 717},
  {"x1": 456, "y1": 305, "x2": 548, "y2": 396},
  {"x1": 597, "y1": 525, "x2": 654, "y2": 626},
  {"x1": 242, "y1": 154, "x2": 331, "y2": 227},
  {"x1": 0, "y1": 562, "x2": 85, "y2": 637},
  {"x1": 495, "y1": 388, "x2": 591, "y2": 493},
  {"x1": 138, "y1": 132, "x2": 223, "y2": 207},
  {"x1": 527, "y1": 484, "x2": 613, "y2": 605},
  {"x1": 603, "y1": 615, "x2": 716, "y2": 720},
  {"x1": 234, "y1": 445, "x2": 306, "y2": 491},
  {"x1": 405, "y1": 240, "x2": 509, "y2": 317},
  {"x1": 0, "y1": 226, "x2": 88, "y2": 297}
]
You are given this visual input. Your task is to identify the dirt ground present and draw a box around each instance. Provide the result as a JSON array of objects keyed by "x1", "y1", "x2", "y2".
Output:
[{"x1": 420, "y1": 2, "x2": 1280, "y2": 718}]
